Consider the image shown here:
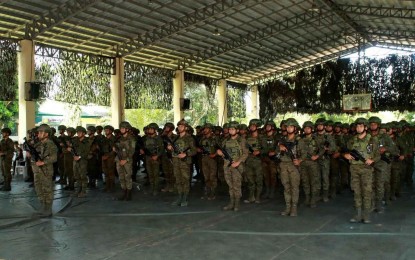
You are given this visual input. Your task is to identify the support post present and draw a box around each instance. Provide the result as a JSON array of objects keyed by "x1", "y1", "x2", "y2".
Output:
[
  {"x1": 217, "y1": 79, "x2": 227, "y2": 126},
  {"x1": 173, "y1": 70, "x2": 184, "y2": 124},
  {"x1": 111, "y1": 57, "x2": 125, "y2": 127},
  {"x1": 18, "y1": 40, "x2": 36, "y2": 142}
]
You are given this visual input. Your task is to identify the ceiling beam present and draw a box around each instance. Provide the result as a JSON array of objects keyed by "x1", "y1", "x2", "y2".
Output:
[
  {"x1": 221, "y1": 30, "x2": 358, "y2": 79},
  {"x1": 318, "y1": 0, "x2": 373, "y2": 45},
  {"x1": 336, "y1": 3, "x2": 415, "y2": 20},
  {"x1": 24, "y1": 0, "x2": 102, "y2": 39},
  {"x1": 178, "y1": 11, "x2": 336, "y2": 70},
  {"x1": 248, "y1": 45, "x2": 363, "y2": 85},
  {"x1": 115, "y1": 0, "x2": 250, "y2": 57},
  {"x1": 366, "y1": 27, "x2": 415, "y2": 40}
]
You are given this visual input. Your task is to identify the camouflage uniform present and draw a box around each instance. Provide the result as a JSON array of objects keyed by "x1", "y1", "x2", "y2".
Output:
[
  {"x1": 87, "y1": 132, "x2": 100, "y2": 188},
  {"x1": 0, "y1": 131, "x2": 14, "y2": 191},
  {"x1": 63, "y1": 130, "x2": 75, "y2": 190},
  {"x1": 221, "y1": 127, "x2": 249, "y2": 211},
  {"x1": 261, "y1": 127, "x2": 280, "y2": 199},
  {"x1": 72, "y1": 132, "x2": 91, "y2": 196},
  {"x1": 32, "y1": 135, "x2": 58, "y2": 213},
  {"x1": 244, "y1": 120, "x2": 264, "y2": 203},
  {"x1": 115, "y1": 132, "x2": 136, "y2": 194},
  {"x1": 346, "y1": 118, "x2": 380, "y2": 223},
  {"x1": 142, "y1": 124, "x2": 164, "y2": 195},
  {"x1": 171, "y1": 131, "x2": 196, "y2": 203},
  {"x1": 161, "y1": 123, "x2": 176, "y2": 192},
  {"x1": 297, "y1": 127, "x2": 320, "y2": 207},
  {"x1": 100, "y1": 126, "x2": 116, "y2": 192},
  {"x1": 199, "y1": 124, "x2": 219, "y2": 199},
  {"x1": 400, "y1": 126, "x2": 414, "y2": 188}
]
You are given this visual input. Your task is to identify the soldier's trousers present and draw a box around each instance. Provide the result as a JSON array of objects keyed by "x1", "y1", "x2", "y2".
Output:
[
  {"x1": 329, "y1": 157, "x2": 340, "y2": 195},
  {"x1": 339, "y1": 159, "x2": 350, "y2": 187},
  {"x1": 202, "y1": 155, "x2": 218, "y2": 190},
  {"x1": 383, "y1": 163, "x2": 392, "y2": 201},
  {"x1": 350, "y1": 164, "x2": 373, "y2": 210},
  {"x1": 32, "y1": 164, "x2": 54, "y2": 204},
  {"x1": 262, "y1": 157, "x2": 277, "y2": 190},
  {"x1": 161, "y1": 154, "x2": 175, "y2": 189},
  {"x1": 318, "y1": 158, "x2": 330, "y2": 192},
  {"x1": 373, "y1": 160, "x2": 388, "y2": 204},
  {"x1": 280, "y1": 161, "x2": 300, "y2": 206},
  {"x1": 117, "y1": 161, "x2": 133, "y2": 190},
  {"x1": 244, "y1": 157, "x2": 263, "y2": 197},
  {"x1": 1, "y1": 157, "x2": 12, "y2": 185},
  {"x1": 403, "y1": 157, "x2": 413, "y2": 186},
  {"x1": 172, "y1": 157, "x2": 191, "y2": 194},
  {"x1": 73, "y1": 159, "x2": 88, "y2": 192},
  {"x1": 216, "y1": 157, "x2": 225, "y2": 183},
  {"x1": 146, "y1": 156, "x2": 160, "y2": 191},
  {"x1": 102, "y1": 155, "x2": 116, "y2": 183},
  {"x1": 64, "y1": 154, "x2": 74, "y2": 187},
  {"x1": 58, "y1": 154, "x2": 65, "y2": 183},
  {"x1": 224, "y1": 164, "x2": 243, "y2": 199},
  {"x1": 391, "y1": 161, "x2": 402, "y2": 196},
  {"x1": 299, "y1": 160, "x2": 320, "y2": 201}
]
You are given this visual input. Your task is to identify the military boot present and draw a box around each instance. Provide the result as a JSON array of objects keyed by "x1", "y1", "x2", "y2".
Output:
[
  {"x1": 234, "y1": 197, "x2": 240, "y2": 212},
  {"x1": 362, "y1": 210, "x2": 371, "y2": 224},
  {"x1": 263, "y1": 186, "x2": 270, "y2": 199},
  {"x1": 243, "y1": 190, "x2": 255, "y2": 204},
  {"x1": 290, "y1": 205, "x2": 298, "y2": 217},
  {"x1": 310, "y1": 193, "x2": 317, "y2": 208},
  {"x1": 323, "y1": 190, "x2": 329, "y2": 202},
  {"x1": 209, "y1": 188, "x2": 216, "y2": 200},
  {"x1": 42, "y1": 202, "x2": 53, "y2": 218},
  {"x1": 255, "y1": 189, "x2": 262, "y2": 204},
  {"x1": 118, "y1": 189, "x2": 127, "y2": 201},
  {"x1": 0, "y1": 180, "x2": 11, "y2": 191},
  {"x1": 126, "y1": 189, "x2": 132, "y2": 201},
  {"x1": 281, "y1": 204, "x2": 291, "y2": 216},
  {"x1": 171, "y1": 193, "x2": 183, "y2": 206},
  {"x1": 180, "y1": 193, "x2": 188, "y2": 207},
  {"x1": 223, "y1": 196, "x2": 235, "y2": 211},
  {"x1": 349, "y1": 208, "x2": 362, "y2": 223},
  {"x1": 375, "y1": 200, "x2": 384, "y2": 213}
]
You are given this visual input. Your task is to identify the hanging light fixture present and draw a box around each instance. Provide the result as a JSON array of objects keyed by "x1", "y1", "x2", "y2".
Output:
[
  {"x1": 212, "y1": 28, "x2": 221, "y2": 36},
  {"x1": 308, "y1": 0, "x2": 320, "y2": 12}
]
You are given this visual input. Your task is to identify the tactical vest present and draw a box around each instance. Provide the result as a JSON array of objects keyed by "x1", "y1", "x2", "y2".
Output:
[
  {"x1": 349, "y1": 134, "x2": 376, "y2": 165},
  {"x1": 301, "y1": 135, "x2": 318, "y2": 159},
  {"x1": 224, "y1": 137, "x2": 242, "y2": 159},
  {"x1": 144, "y1": 136, "x2": 159, "y2": 155},
  {"x1": 200, "y1": 136, "x2": 217, "y2": 154}
]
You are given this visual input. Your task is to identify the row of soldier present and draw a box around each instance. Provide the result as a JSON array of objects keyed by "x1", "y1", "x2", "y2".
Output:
[{"x1": 1, "y1": 116, "x2": 413, "y2": 222}]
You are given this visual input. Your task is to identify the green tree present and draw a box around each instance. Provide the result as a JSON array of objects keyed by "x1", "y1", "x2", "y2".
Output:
[{"x1": 0, "y1": 101, "x2": 18, "y2": 134}]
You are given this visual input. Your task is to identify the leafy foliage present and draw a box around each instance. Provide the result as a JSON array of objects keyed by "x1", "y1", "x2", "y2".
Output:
[
  {"x1": 0, "y1": 47, "x2": 17, "y2": 101},
  {"x1": 227, "y1": 81, "x2": 247, "y2": 120},
  {"x1": 124, "y1": 62, "x2": 174, "y2": 109},
  {"x1": 183, "y1": 82, "x2": 218, "y2": 127}
]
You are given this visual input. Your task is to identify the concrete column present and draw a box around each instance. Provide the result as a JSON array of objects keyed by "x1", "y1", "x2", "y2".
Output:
[
  {"x1": 217, "y1": 79, "x2": 227, "y2": 126},
  {"x1": 249, "y1": 85, "x2": 259, "y2": 119},
  {"x1": 18, "y1": 40, "x2": 36, "y2": 142},
  {"x1": 111, "y1": 57, "x2": 125, "y2": 127},
  {"x1": 173, "y1": 70, "x2": 184, "y2": 124}
]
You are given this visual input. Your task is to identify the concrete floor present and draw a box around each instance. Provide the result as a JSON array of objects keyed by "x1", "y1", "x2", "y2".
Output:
[{"x1": 1, "y1": 172, "x2": 414, "y2": 260}]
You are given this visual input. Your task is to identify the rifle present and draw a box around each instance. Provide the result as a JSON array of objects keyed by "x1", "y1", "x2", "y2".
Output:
[
  {"x1": 342, "y1": 148, "x2": 373, "y2": 165},
  {"x1": 162, "y1": 136, "x2": 183, "y2": 154},
  {"x1": 23, "y1": 137, "x2": 42, "y2": 162},
  {"x1": 247, "y1": 143, "x2": 261, "y2": 157},
  {"x1": 215, "y1": 144, "x2": 234, "y2": 166},
  {"x1": 68, "y1": 139, "x2": 80, "y2": 157},
  {"x1": 278, "y1": 140, "x2": 298, "y2": 161}
]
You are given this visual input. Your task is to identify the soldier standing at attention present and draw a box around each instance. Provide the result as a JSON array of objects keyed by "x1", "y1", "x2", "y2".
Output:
[
  {"x1": 141, "y1": 123, "x2": 164, "y2": 196},
  {"x1": 217, "y1": 121, "x2": 248, "y2": 211},
  {"x1": 57, "y1": 125, "x2": 67, "y2": 185},
  {"x1": 30, "y1": 124, "x2": 57, "y2": 217},
  {"x1": 368, "y1": 116, "x2": 397, "y2": 213},
  {"x1": 167, "y1": 119, "x2": 196, "y2": 207},
  {"x1": 0, "y1": 128, "x2": 15, "y2": 191},
  {"x1": 314, "y1": 118, "x2": 336, "y2": 202},
  {"x1": 87, "y1": 126, "x2": 100, "y2": 188},
  {"x1": 160, "y1": 122, "x2": 176, "y2": 192},
  {"x1": 63, "y1": 127, "x2": 75, "y2": 191},
  {"x1": 244, "y1": 119, "x2": 264, "y2": 204},
  {"x1": 344, "y1": 118, "x2": 380, "y2": 224},
  {"x1": 115, "y1": 121, "x2": 136, "y2": 201},
  {"x1": 297, "y1": 121, "x2": 321, "y2": 208},
  {"x1": 100, "y1": 125, "x2": 116, "y2": 192},
  {"x1": 278, "y1": 118, "x2": 301, "y2": 217},
  {"x1": 198, "y1": 123, "x2": 219, "y2": 200},
  {"x1": 261, "y1": 120, "x2": 280, "y2": 199},
  {"x1": 70, "y1": 126, "x2": 90, "y2": 198}
]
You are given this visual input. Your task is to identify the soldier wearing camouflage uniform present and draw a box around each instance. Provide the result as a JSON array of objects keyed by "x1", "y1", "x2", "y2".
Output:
[
  {"x1": 57, "y1": 125, "x2": 67, "y2": 185},
  {"x1": 399, "y1": 121, "x2": 414, "y2": 189},
  {"x1": 217, "y1": 121, "x2": 248, "y2": 211},
  {"x1": 198, "y1": 123, "x2": 219, "y2": 200},
  {"x1": 100, "y1": 125, "x2": 116, "y2": 192},
  {"x1": 115, "y1": 121, "x2": 136, "y2": 201},
  {"x1": 314, "y1": 118, "x2": 336, "y2": 202},
  {"x1": 160, "y1": 123, "x2": 176, "y2": 192},
  {"x1": 0, "y1": 128, "x2": 15, "y2": 191},
  {"x1": 70, "y1": 126, "x2": 91, "y2": 197},
  {"x1": 63, "y1": 127, "x2": 75, "y2": 191},
  {"x1": 29, "y1": 124, "x2": 58, "y2": 217},
  {"x1": 261, "y1": 120, "x2": 280, "y2": 199},
  {"x1": 369, "y1": 116, "x2": 398, "y2": 213},
  {"x1": 278, "y1": 118, "x2": 301, "y2": 217},
  {"x1": 216, "y1": 123, "x2": 230, "y2": 184},
  {"x1": 329, "y1": 121, "x2": 346, "y2": 197},
  {"x1": 141, "y1": 123, "x2": 164, "y2": 196},
  {"x1": 344, "y1": 118, "x2": 380, "y2": 224},
  {"x1": 167, "y1": 119, "x2": 197, "y2": 207},
  {"x1": 244, "y1": 119, "x2": 264, "y2": 204},
  {"x1": 87, "y1": 126, "x2": 100, "y2": 188},
  {"x1": 297, "y1": 121, "x2": 321, "y2": 208}
]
